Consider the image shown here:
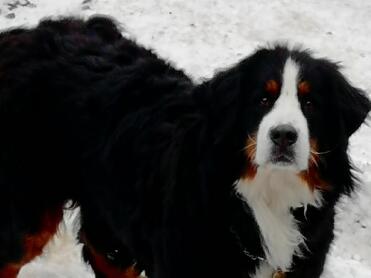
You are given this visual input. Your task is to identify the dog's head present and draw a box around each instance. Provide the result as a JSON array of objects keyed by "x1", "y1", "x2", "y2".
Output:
[
  {"x1": 201, "y1": 45, "x2": 370, "y2": 271},
  {"x1": 206, "y1": 45, "x2": 370, "y2": 193}
]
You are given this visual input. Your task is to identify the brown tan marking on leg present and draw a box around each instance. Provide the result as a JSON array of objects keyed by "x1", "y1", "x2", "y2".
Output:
[
  {"x1": 0, "y1": 265, "x2": 20, "y2": 278},
  {"x1": 0, "y1": 206, "x2": 63, "y2": 278}
]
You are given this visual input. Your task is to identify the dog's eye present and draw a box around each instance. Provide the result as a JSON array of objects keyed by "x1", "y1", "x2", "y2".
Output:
[
  {"x1": 304, "y1": 100, "x2": 314, "y2": 111},
  {"x1": 260, "y1": 97, "x2": 271, "y2": 107}
]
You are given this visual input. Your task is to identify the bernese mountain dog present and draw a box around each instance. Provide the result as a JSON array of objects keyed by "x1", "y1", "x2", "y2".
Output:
[{"x1": 0, "y1": 17, "x2": 369, "y2": 278}]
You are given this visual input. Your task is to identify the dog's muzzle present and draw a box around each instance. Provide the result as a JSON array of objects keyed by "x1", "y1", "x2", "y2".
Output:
[{"x1": 269, "y1": 124, "x2": 298, "y2": 164}]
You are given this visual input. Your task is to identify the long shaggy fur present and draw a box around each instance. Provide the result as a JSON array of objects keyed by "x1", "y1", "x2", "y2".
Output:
[{"x1": 0, "y1": 17, "x2": 370, "y2": 278}]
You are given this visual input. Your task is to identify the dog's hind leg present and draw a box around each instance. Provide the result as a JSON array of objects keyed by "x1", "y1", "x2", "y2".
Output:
[
  {"x1": 0, "y1": 205, "x2": 63, "y2": 278},
  {"x1": 79, "y1": 220, "x2": 141, "y2": 278}
]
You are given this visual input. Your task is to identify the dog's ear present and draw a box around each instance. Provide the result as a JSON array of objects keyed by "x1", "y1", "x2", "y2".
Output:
[
  {"x1": 331, "y1": 69, "x2": 371, "y2": 137},
  {"x1": 205, "y1": 66, "x2": 242, "y2": 114},
  {"x1": 194, "y1": 65, "x2": 243, "y2": 144},
  {"x1": 194, "y1": 51, "x2": 269, "y2": 145},
  {"x1": 86, "y1": 16, "x2": 123, "y2": 43}
]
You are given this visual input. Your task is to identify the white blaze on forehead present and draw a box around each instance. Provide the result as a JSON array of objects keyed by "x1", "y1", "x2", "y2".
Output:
[
  {"x1": 255, "y1": 57, "x2": 310, "y2": 171},
  {"x1": 281, "y1": 58, "x2": 300, "y2": 98}
]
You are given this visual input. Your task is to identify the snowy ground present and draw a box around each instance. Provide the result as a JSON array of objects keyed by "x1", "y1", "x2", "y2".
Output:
[{"x1": 0, "y1": 0, "x2": 370, "y2": 277}]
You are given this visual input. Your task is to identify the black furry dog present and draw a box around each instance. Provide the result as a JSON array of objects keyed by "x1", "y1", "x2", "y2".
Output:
[{"x1": 0, "y1": 17, "x2": 370, "y2": 278}]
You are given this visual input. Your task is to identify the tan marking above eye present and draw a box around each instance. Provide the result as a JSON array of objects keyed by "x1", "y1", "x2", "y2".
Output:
[
  {"x1": 265, "y1": 79, "x2": 280, "y2": 95},
  {"x1": 298, "y1": 81, "x2": 310, "y2": 95}
]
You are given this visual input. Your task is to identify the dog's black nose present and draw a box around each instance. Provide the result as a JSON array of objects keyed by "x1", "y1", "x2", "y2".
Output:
[{"x1": 270, "y1": 125, "x2": 298, "y2": 146}]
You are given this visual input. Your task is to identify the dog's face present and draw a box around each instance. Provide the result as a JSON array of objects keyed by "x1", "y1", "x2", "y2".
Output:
[
  {"x1": 254, "y1": 58, "x2": 310, "y2": 172},
  {"x1": 224, "y1": 46, "x2": 371, "y2": 191}
]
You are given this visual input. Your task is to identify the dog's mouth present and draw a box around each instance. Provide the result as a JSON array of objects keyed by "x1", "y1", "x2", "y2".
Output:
[
  {"x1": 272, "y1": 154, "x2": 293, "y2": 164},
  {"x1": 242, "y1": 136, "x2": 329, "y2": 191},
  {"x1": 270, "y1": 147, "x2": 295, "y2": 166},
  {"x1": 242, "y1": 134, "x2": 303, "y2": 180}
]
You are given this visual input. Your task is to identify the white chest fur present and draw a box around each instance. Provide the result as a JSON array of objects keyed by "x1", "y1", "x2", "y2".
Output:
[{"x1": 235, "y1": 166, "x2": 322, "y2": 273}]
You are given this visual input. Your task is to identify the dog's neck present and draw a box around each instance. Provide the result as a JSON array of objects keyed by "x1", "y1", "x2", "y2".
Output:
[{"x1": 235, "y1": 166, "x2": 322, "y2": 273}]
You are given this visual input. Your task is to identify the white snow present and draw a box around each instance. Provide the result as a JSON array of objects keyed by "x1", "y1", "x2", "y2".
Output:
[{"x1": 0, "y1": 0, "x2": 370, "y2": 277}]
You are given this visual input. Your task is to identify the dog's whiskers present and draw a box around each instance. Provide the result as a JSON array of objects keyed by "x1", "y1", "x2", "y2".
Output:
[
  {"x1": 243, "y1": 143, "x2": 256, "y2": 151},
  {"x1": 310, "y1": 154, "x2": 319, "y2": 167},
  {"x1": 247, "y1": 135, "x2": 256, "y2": 143},
  {"x1": 310, "y1": 150, "x2": 332, "y2": 155}
]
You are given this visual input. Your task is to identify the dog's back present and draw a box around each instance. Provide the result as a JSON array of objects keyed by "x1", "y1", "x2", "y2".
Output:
[{"x1": 0, "y1": 16, "x2": 192, "y2": 277}]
